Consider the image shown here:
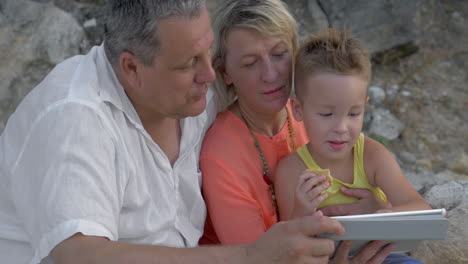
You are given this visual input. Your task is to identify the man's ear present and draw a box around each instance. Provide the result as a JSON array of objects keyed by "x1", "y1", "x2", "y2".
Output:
[
  {"x1": 291, "y1": 97, "x2": 304, "y2": 122},
  {"x1": 119, "y1": 51, "x2": 140, "y2": 89}
]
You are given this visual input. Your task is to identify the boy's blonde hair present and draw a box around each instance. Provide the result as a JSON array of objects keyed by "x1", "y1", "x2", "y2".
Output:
[
  {"x1": 294, "y1": 28, "x2": 371, "y2": 100},
  {"x1": 211, "y1": 0, "x2": 298, "y2": 112}
]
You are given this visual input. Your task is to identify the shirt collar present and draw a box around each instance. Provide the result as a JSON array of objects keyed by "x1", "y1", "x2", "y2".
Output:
[{"x1": 95, "y1": 43, "x2": 144, "y2": 130}]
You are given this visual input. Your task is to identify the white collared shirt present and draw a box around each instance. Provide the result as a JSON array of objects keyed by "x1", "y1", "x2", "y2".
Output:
[{"x1": 0, "y1": 44, "x2": 216, "y2": 264}]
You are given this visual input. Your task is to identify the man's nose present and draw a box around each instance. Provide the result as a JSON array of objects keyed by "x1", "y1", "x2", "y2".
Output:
[{"x1": 196, "y1": 56, "x2": 216, "y2": 84}]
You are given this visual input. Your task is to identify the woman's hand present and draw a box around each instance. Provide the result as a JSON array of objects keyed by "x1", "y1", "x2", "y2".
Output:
[
  {"x1": 320, "y1": 187, "x2": 391, "y2": 216},
  {"x1": 290, "y1": 172, "x2": 330, "y2": 219},
  {"x1": 329, "y1": 240, "x2": 394, "y2": 264}
]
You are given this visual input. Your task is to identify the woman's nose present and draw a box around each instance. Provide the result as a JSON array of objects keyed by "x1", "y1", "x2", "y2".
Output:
[{"x1": 260, "y1": 60, "x2": 278, "y2": 83}]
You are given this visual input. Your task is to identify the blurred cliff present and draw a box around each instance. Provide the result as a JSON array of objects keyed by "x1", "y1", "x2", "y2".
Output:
[{"x1": 0, "y1": 0, "x2": 467, "y2": 263}]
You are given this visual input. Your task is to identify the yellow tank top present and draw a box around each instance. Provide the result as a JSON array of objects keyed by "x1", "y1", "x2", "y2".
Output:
[{"x1": 297, "y1": 133, "x2": 387, "y2": 209}]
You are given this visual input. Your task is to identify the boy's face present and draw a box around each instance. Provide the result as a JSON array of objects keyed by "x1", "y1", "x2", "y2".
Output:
[{"x1": 292, "y1": 72, "x2": 368, "y2": 163}]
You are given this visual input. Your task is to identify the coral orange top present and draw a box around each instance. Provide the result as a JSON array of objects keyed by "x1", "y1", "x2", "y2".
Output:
[{"x1": 199, "y1": 101, "x2": 308, "y2": 245}]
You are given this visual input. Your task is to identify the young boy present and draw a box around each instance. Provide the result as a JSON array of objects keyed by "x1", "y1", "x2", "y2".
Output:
[{"x1": 274, "y1": 28, "x2": 431, "y2": 221}]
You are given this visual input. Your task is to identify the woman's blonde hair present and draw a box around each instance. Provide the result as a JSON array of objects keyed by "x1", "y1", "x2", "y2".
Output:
[{"x1": 211, "y1": 0, "x2": 298, "y2": 112}]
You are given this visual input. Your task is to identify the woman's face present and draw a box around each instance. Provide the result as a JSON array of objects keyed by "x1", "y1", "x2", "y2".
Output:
[{"x1": 222, "y1": 27, "x2": 293, "y2": 114}]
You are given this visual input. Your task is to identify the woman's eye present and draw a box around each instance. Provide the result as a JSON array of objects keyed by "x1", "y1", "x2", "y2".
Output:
[
  {"x1": 319, "y1": 113, "x2": 332, "y2": 117},
  {"x1": 272, "y1": 51, "x2": 287, "y2": 58},
  {"x1": 349, "y1": 112, "x2": 361, "y2": 117}
]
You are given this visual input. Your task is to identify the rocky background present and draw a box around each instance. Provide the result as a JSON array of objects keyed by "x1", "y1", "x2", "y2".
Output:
[{"x1": 0, "y1": 0, "x2": 467, "y2": 263}]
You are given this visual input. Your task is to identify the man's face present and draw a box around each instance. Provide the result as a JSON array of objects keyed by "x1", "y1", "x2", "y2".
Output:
[{"x1": 129, "y1": 8, "x2": 215, "y2": 120}]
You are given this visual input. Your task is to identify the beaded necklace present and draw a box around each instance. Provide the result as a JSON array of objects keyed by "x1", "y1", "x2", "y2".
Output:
[{"x1": 239, "y1": 107, "x2": 296, "y2": 217}]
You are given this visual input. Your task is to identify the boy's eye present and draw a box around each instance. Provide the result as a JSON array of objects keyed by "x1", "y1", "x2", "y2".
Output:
[{"x1": 319, "y1": 113, "x2": 332, "y2": 117}]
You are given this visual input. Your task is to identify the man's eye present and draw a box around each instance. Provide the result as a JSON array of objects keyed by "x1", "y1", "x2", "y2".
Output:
[
  {"x1": 191, "y1": 56, "x2": 199, "y2": 66},
  {"x1": 243, "y1": 60, "x2": 256, "y2": 67}
]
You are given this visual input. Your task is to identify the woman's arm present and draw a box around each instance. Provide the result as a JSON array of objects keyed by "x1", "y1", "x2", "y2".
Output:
[
  {"x1": 275, "y1": 153, "x2": 329, "y2": 220},
  {"x1": 201, "y1": 156, "x2": 272, "y2": 244}
]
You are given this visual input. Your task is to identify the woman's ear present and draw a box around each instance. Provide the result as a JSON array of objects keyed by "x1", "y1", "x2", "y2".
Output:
[
  {"x1": 119, "y1": 51, "x2": 140, "y2": 89},
  {"x1": 291, "y1": 97, "x2": 304, "y2": 122},
  {"x1": 221, "y1": 66, "x2": 233, "y2": 86}
]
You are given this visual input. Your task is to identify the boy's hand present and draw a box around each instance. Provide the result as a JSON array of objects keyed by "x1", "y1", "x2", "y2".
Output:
[
  {"x1": 290, "y1": 172, "x2": 330, "y2": 219},
  {"x1": 320, "y1": 188, "x2": 391, "y2": 216}
]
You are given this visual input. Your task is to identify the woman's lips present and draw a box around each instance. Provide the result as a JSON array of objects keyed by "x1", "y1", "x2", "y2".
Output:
[{"x1": 263, "y1": 86, "x2": 283, "y2": 95}]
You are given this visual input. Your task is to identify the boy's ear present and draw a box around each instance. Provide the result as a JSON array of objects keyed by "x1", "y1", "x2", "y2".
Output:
[
  {"x1": 291, "y1": 97, "x2": 304, "y2": 122},
  {"x1": 119, "y1": 51, "x2": 141, "y2": 90}
]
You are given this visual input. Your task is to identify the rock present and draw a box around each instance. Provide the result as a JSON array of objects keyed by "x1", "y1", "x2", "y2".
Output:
[
  {"x1": 412, "y1": 181, "x2": 468, "y2": 264},
  {"x1": 0, "y1": 0, "x2": 85, "y2": 132},
  {"x1": 317, "y1": 0, "x2": 420, "y2": 53},
  {"x1": 83, "y1": 18, "x2": 97, "y2": 28},
  {"x1": 424, "y1": 181, "x2": 464, "y2": 210},
  {"x1": 435, "y1": 170, "x2": 468, "y2": 182},
  {"x1": 368, "y1": 108, "x2": 404, "y2": 141},
  {"x1": 368, "y1": 86, "x2": 386, "y2": 105},
  {"x1": 403, "y1": 168, "x2": 435, "y2": 193},
  {"x1": 399, "y1": 151, "x2": 417, "y2": 164},
  {"x1": 282, "y1": 0, "x2": 328, "y2": 39},
  {"x1": 415, "y1": 159, "x2": 432, "y2": 171},
  {"x1": 449, "y1": 152, "x2": 468, "y2": 175},
  {"x1": 386, "y1": 84, "x2": 400, "y2": 102}
]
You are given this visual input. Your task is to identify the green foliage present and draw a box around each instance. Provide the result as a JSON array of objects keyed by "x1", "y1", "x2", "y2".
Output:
[{"x1": 371, "y1": 135, "x2": 390, "y2": 147}]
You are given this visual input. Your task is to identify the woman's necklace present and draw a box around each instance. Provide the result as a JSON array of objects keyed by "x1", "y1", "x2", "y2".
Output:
[{"x1": 239, "y1": 107, "x2": 296, "y2": 217}]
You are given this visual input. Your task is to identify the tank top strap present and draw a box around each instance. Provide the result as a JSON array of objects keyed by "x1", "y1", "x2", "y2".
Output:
[
  {"x1": 296, "y1": 144, "x2": 322, "y2": 170},
  {"x1": 353, "y1": 133, "x2": 369, "y2": 186}
]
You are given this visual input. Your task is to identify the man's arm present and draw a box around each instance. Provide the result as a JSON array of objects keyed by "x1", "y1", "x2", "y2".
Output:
[
  {"x1": 52, "y1": 213, "x2": 344, "y2": 264},
  {"x1": 52, "y1": 234, "x2": 246, "y2": 264}
]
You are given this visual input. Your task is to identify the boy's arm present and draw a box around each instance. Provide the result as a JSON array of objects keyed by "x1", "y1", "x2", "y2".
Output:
[
  {"x1": 364, "y1": 137, "x2": 431, "y2": 212},
  {"x1": 274, "y1": 154, "x2": 328, "y2": 220},
  {"x1": 52, "y1": 214, "x2": 344, "y2": 264}
]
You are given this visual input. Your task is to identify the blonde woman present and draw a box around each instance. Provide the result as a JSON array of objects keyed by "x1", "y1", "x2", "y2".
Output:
[{"x1": 200, "y1": 0, "x2": 400, "y2": 263}]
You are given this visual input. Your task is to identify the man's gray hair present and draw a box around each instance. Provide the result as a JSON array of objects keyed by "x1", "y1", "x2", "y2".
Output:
[{"x1": 104, "y1": 0, "x2": 206, "y2": 66}]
